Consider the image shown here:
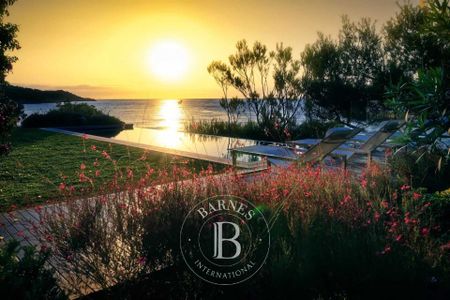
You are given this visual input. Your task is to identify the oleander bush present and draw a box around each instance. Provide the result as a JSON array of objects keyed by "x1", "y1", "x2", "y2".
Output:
[{"x1": 37, "y1": 158, "x2": 450, "y2": 299}]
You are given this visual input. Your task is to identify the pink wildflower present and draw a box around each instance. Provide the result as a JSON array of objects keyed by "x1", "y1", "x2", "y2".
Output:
[
  {"x1": 101, "y1": 150, "x2": 111, "y2": 159},
  {"x1": 400, "y1": 184, "x2": 411, "y2": 191},
  {"x1": 420, "y1": 227, "x2": 430, "y2": 236},
  {"x1": 374, "y1": 212, "x2": 380, "y2": 222},
  {"x1": 413, "y1": 192, "x2": 422, "y2": 200},
  {"x1": 361, "y1": 178, "x2": 367, "y2": 188}
]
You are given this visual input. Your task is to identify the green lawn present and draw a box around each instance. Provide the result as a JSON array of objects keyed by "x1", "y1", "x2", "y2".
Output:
[{"x1": 0, "y1": 128, "x2": 222, "y2": 211}]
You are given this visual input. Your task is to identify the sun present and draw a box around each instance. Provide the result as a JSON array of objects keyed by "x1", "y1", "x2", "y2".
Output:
[{"x1": 147, "y1": 40, "x2": 189, "y2": 81}]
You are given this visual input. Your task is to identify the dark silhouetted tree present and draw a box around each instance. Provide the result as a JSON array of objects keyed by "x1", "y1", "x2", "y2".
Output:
[
  {"x1": 208, "y1": 40, "x2": 303, "y2": 141},
  {"x1": 0, "y1": 0, "x2": 20, "y2": 155},
  {"x1": 301, "y1": 16, "x2": 384, "y2": 124},
  {"x1": 383, "y1": 1, "x2": 447, "y2": 83}
]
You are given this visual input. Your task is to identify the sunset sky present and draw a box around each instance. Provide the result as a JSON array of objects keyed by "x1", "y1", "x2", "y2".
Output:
[{"x1": 7, "y1": 0, "x2": 417, "y2": 99}]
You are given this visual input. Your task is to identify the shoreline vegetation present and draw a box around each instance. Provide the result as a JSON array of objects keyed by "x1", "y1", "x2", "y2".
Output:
[
  {"x1": 184, "y1": 118, "x2": 338, "y2": 141},
  {"x1": 22, "y1": 103, "x2": 123, "y2": 129}
]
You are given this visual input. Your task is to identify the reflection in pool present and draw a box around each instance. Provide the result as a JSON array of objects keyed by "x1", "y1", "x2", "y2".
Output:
[{"x1": 106, "y1": 127, "x2": 260, "y2": 163}]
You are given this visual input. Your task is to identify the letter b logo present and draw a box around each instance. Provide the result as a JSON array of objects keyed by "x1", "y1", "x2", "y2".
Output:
[{"x1": 212, "y1": 222, "x2": 241, "y2": 259}]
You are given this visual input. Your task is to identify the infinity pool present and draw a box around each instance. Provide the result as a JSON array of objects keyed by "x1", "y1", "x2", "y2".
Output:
[{"x1": 93, "y1": 127, "x2": 262, "y2": 164}]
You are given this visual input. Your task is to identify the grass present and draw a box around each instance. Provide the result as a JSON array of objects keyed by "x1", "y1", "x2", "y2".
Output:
[{"x1": 0, "y1": 128, "x2": 222, "y2": 211}]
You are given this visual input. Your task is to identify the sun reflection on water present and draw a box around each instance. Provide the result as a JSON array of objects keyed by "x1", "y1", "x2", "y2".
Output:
[{"x1": 155, "y1": 99, "x2": 183, "y2": 148}]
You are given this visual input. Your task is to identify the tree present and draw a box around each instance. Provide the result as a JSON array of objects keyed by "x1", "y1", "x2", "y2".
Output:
[
  {"x1": 384, "y1": 1, "x2": 450, "y2": 168},
  {"x1": 208, "y1": 40, "x2": 303, "y2": 141},
  {"x1": 383, "y1": 1, "x2": 446, "y2": 83},
  {"x1": 301, "y1": 16, "x2": 384, "y2": 124},
  {"x1": 386, "y1": 68, "x2": 449, "y2": 167},
  {"x1": 207, "y1": 61, "x2": 244, "y2": 127},
  {"x1": 0, "y1": 0, "x2": 20, "y2": 156}
]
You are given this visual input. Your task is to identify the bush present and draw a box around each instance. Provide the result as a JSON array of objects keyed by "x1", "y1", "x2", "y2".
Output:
[
  {"x1": 389, "y1": 150, "x2": 450, "y2": 192},
  {"x1": 184, "y1": 119, "x2": 337, "y2": 141},
  {"x1": 21, "y1": 103, "x2": 124, "y2": 128},
  {"x1": 293, "y1": 120, "x2": 339, "y2": 139},
  {"x1": 185, "y1": 119, "x2": 266, "y2": 140},
  {"x1": 40, "y1": 162, "x2": 450, "y2": 298},
  {"x1": 0, "y1": 240, "x2": 66, "y2": 299},
  {"x1": 0, "y1": 94, "x2": 22, "y2": 155}
]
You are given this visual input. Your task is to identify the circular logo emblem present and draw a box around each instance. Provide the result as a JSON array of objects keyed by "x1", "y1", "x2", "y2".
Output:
[{"x1": 180, "y1": 195, "x2": 270, "y2": 285}]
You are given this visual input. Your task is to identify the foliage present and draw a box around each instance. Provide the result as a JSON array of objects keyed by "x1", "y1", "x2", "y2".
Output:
[
  {"x1": 22, "y1": 103, "x2": 125, "y2": 128},
  {"x1": 389, "y1": 149, "x2": 450, "y2": 193},
  {"x1": 300, "y1": 1, "x2": 449, "y2": 125},
  {"x1": 0, "y1": 0, "x2": 20, "y2": 83},
  {"x1": 384, "y1": 1, "x2": 450, "y2": 171},
  {"x1": 0, "y1": 94, "x2": 21, "y2": 155},
  {"x1": 301, "y1": 16, "x2": 384, "y2": 123},
  {"x1": 208, "y1": 40, "x2": 303, "y2": 141},
  {"x1": 386, "y1": 68, "x2": 449, "y2": 166},
  {"x1": 0, "y1": 0, "x2": 20, "y2": 156},
  {"x1": 40, "y1": 163, "x2": 450, "y2": 298},
  {"x1": 0, "y1": 128, "x2": 222, "y2": 211},
  {"x1": 0, "y1": 240, "x2": 66, "y2": 300},
  {"x1": 185, "y1": 119, "x2": 265, "y2": 140},
  {"x1": 384, "y1": 0, "x2": 449, "y2": 85},
  {"x1": 185, "y1": 118, "x2": 337, "y2": 141}
]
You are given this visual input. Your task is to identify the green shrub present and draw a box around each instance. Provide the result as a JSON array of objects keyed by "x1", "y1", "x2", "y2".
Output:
[
  {"x1": 389, "y1": 150, "x2": 450, "y2": 192},
  {"x1": 0, "y1": 240, "x2": 66, "y2": 299},
  {"x1": 22, "y1": 103, "x2": 124, "y2": 128},
  {"x1": 184, "y1": 118, "x2": 337, "y2": 141}
]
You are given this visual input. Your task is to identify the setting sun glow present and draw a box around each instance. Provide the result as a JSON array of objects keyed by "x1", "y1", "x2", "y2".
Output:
[{"x1": 147, "y1": 40, "x2": 189, "y2": 82}]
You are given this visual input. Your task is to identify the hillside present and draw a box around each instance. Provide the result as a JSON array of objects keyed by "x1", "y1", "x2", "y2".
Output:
[{"x1": 3, "y1": 85, "x2": 95, "y2": 104}]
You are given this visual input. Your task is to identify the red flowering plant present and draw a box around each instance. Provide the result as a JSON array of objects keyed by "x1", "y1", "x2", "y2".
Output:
[{"x1": 37, "y1": 157, "x2": 450, "y2": 298}]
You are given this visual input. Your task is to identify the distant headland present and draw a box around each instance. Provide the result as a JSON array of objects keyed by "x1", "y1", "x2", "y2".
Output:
[{"x1": 3, "y1": 85, "x2": 95, "y2": 104}]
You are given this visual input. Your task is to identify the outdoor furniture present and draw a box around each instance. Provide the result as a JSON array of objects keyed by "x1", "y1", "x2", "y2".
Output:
[
  {"x1": 289, "y1": 120, "x2": 405, "y2": 165},
  {"x1": 334, "y1": 120, "x2": 405, "y2": 165},
  {"x1": 230, "y1": 127, "x2": 362, "y2": 167}
]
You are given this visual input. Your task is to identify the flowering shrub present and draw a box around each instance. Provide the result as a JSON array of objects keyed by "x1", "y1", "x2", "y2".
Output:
[{"x1": 39, "y1": 161, "x2": 450, "y2": 298}]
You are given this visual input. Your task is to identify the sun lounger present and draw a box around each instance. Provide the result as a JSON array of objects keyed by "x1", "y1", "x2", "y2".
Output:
[
  {"x1": 290, "y1": 120, "x2": 405, "y2": 165},
  {"x1": 231, "y1": 127, "x2": 361, "y2": 167}
]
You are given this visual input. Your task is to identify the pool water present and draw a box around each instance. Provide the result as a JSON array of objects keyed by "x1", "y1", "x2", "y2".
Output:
[{"x1": 92, "y1": 127, "x2": 262, "y2": 164}]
